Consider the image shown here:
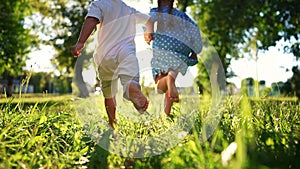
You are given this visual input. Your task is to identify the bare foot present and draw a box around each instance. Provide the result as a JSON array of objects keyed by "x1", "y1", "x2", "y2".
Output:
[
  {"x1": 164, "y1": 91, "x2": 173, "y2": 116},
  {"x1": 132, "y1": 99, "x2": 149, "y2": 114},
  {"x1": 167, "y1": 74, "x2": 179, "y2": 103},
  {"x1": 128, "y1": 82, "x2": 149, "y2": 113}
]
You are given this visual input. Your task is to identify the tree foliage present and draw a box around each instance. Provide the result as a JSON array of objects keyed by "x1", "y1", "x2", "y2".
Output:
[
  {"x1": 0, "y1": 0, "x2": 37, "y2": 96},
  {"x1": 33, "y1": 0, "x2": 91, "y2": 74},
  {"x1": 191, "y1": 0, "x2": 300, "y2": 77},
  {"x1": 0, "y1": 0, "x2": 33, "y2": 75},
  {"x1": 282, "y1": 66, "x2": 300, "y2": 99},
  {"x1": 26, "y1": 0, "x2": 93, "y2": 96},
  {"x1": 28, "y1": 0, "x2": 300, "y2": 95}
]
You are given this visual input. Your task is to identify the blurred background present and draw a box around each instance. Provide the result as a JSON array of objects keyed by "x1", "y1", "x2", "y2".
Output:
[{"x1": 1, "y1": 0, "x2": 299, "y2": 99}]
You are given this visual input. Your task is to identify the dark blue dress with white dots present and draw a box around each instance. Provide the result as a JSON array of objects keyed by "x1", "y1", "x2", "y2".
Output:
[{"x1": 149, "y1": 6, "x2": 202, "y2": 80}]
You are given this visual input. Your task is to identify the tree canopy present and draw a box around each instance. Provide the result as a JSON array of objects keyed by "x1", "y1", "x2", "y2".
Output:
[
  {"x1": 0, "y1": 0, "x2": 37, "y2": 96},
  {"x1": 33, "y1": 0, "x2": 91, "y2": 74},
  {"x1": 0, "y1": 0, "x2": 35, "y2": 75},
  {"x1": 191, "y1": 0, "x2": 300, "y2": 77},
  {"x1": 32, "y1": 0, "x2": 300, "y2": 78},
  {"x1": 3, "y1": 0, "x2": 299, "y2": 96}
]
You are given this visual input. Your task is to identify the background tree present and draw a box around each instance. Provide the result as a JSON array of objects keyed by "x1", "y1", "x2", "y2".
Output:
[
  {"x1": 25, "y1": 0, "x2": 93, "y2": 96},
  {"x1": 290, "y1": 66, "x2": 300, "y2": 99},
  {"x1": 29, "y1": 0, "x2": 299, "y2": 96},
  {"x1": 46, "y1": 0, "x2": 91, "y2": 74},
  {"x1": 193, "y1": 0, "x2": 299, "y2": 75},
  {"x1": 189, "y1": 0, "x2": 299, "y2": 94},
  {"x1": 0, "y1": 0, "x2": 37, "y2": 97},
  {"x1": 282, "y1": 66, "x2": 300, "y2": 99},
  {"x1": 29, "y1": 72, "x2": 57, "y2": 93}
]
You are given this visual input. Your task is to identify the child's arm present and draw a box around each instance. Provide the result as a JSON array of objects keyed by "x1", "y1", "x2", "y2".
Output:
[
  {"x1": 71, "y1": 16, "x2": 99, "y2": 57},
  {"x1": 134, "y1": 10, "x2": 155, "y2": 45},
  {"x1": 144, "y1": 18, "x2": 155, "y2": 45}
]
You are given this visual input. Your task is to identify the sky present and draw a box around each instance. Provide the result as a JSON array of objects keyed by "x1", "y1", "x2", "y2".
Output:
[
  {"x1": 26, "y1": 45, "x2": 55, "y2": 73},
  {"x1": 228, "y1": 41, "x2": 297, "y2": 88},
  {"x1": 26, "y1": 0, "x2": 299, "y2": 89}
]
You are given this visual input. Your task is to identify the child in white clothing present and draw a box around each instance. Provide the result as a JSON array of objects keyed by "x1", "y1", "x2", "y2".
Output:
[{"x1": 71, "y1": 0, "x2": 154, "y2": 129}]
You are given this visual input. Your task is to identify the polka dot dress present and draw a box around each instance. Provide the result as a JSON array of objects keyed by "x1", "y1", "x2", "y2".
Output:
[
  {"x1": 152, "y1": 33, "x2": 190, "y2": 80},
  {"x1": 150, "y1": 6, "x2": 202, "y2": 80}
]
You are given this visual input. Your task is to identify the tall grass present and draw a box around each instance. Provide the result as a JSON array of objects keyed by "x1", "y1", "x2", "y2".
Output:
[
  {"x1": 0, "y1": 98, "x2": 89, "y2": 168},
  {"x1": 0, "y1": 93, "x2": 299, "y2": 169}
]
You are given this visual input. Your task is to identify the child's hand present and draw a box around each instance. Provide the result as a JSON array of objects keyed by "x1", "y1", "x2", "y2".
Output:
[
  {"x1": 71, "y1": 42, "x2": 85, "y2": 57},
  {"x1": 144, "y1": 32, "x2": 154, "y2": 45}
]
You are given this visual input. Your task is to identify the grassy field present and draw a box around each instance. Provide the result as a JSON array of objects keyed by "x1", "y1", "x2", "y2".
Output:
[{"x1": 0, "y1": 93, "x2": 299, "y2": 169}]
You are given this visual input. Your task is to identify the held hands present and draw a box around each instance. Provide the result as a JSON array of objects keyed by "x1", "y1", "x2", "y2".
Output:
[
  {"x1": 71, "y1": 42, "x2": 85, "y2": 57},
  {"x1": 144, "y1": 32, "x2": 155, "y2": 45}
]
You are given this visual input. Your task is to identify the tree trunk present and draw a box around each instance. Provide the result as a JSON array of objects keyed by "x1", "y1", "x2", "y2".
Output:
[
  {"x1": 6, "y1": 75, "x2": 13, "y2": 97},
  {"x1": 74, "y1": 55, "x2": 90, "y2": 98}
]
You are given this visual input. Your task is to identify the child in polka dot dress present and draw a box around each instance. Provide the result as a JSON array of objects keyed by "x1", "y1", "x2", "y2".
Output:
[{"x1": 145, "y1": 0, "x2": 202, "y2": 115}]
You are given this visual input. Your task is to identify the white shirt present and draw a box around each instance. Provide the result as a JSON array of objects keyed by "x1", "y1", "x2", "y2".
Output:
[{"x1": 86, "y1": 0, "x2": 150, "y2": 65}]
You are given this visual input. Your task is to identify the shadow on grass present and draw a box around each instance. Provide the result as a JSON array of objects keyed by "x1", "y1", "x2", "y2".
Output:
[{"x1": 87, "y1": 144, "x2": 110, "y2": 169}]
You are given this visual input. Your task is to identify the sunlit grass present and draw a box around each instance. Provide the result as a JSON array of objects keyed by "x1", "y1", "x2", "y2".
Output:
[
  {"x1": 0, "y1": 93, "x2": 73, "y2": 104},
  {"x1": 0, "y1": 96, "x2": 88, "y2": 169},
  {"x1": 0, "y1": 93, "x2": 299, "y2": 168}
]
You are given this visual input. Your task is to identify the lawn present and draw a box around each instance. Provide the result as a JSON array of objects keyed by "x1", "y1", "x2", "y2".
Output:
[{"x1": 0, "y1": 93, "x2": 299, "y2": 169}]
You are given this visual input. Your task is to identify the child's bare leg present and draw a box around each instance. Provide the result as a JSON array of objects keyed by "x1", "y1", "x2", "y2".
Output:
[
  {"x1": 164, "y1": 70, "x2": 179, "y2": 116},
  {"x1": 167, "y1": 70, "x2": 179, "y2": 102},
  {"x1": 164, "y1": 92, "x2": 172, "y2": 116},
  {"x1": 156, "y1": 74, "x2": 168, "y2": 94},
  {"x1": 126, "y1": 81, "x2": 149, "y2": 113},
  {"x1": 104, "y1": 97, "x2": 116, "y2": 129}
]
